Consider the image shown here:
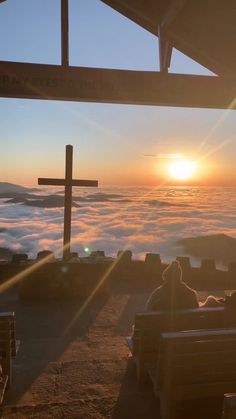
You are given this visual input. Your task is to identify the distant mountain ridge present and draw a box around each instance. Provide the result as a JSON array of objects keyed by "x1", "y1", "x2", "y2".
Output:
[
  {"x1": 178, "y1": 234, "x2": 236, "y2": 265},
  {"x1": 6, "y1": 195, "x2": 79, "y2": 208},
  {"x1": 0, "y1": 182, "x2": 38, "y2": 194},
  {"x1": 0, "y1": 247, "x2": 14, "y2": 261}
]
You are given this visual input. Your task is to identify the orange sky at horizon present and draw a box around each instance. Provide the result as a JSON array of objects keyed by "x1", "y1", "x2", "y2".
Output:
[{"x1": 2, "y1": 153, "x2": 236, "y2": 188}]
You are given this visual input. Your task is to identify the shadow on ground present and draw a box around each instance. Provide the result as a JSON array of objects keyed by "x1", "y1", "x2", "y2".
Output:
[
  {"x1": 112, "y1": 359, "x2": 223, "y2": 419},
  {"x1": 0, "y1": 285, "x2": 107, "y2": 405},
  {"x1": 112, "y1": 359, "x2": 159, "y2": 419}
]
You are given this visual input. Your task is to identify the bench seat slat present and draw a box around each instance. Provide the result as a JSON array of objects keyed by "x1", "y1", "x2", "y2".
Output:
[
  {"x1": 175, "y1": 349, "x2": 236, "y2": 366},
  {"x1": 174, "y1": 369, "x2": 236, "y2": 385},
  {"x1": 161, "y1": 327, "x2": 236, "y2": 340},
  {"x1": 173, "y1": 380, "x2": 236, "y2": 401},
  {"x1": 174, "y1": 339, "x2": 236, "y2": 354}
]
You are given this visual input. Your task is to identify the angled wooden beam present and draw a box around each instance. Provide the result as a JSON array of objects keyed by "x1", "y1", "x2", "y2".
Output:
[
  {"x1": 158, "y1": 26, "x2": 173, "y2": 73},
  {"x1": 0, "y1": 61, "x2": 235, "y2": 109},
  {"x1": 158, "y1": 0, "x2": 187, "y2": 73},
  {"x1": 101, "y1": 0, "x2": 158, "y2": 35},
  {"x1": 161, "y1": 0, "x2": 187, "y2": 28}
]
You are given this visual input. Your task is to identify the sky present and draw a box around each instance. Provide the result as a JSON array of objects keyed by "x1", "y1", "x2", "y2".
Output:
[{"x1": 0, "y1": 0, "x2": 235, "y2": 187}]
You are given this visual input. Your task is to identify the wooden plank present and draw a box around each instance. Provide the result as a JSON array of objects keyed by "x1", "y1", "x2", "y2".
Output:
[
  {"x1": 61, "y1": 0, "x2": 69, "y2": 67},
  {"x1": 134, "y1": 307, "x2": 225, "y2": 328},
  {"x1": 146, "y1": 363, "x2": 159, "y2": 396},
  {"x1": 0, "y1": 312, "x2": 15, "y2": 318},
  {"x1": 0, "y1": 375, "x2": 8, "y2": 405},
  {"x1": 0, "y1": 61, "x2": 236, "y2": 109},
  {"x1": 222, "y1": 394, "x2": 236, "y2": 419},
  {"x1": 174, "y1": 381, "x2": 236, "y2": 401},
  {"x1": 129, "y1": 307, "x2": 235, "y2": 384},
  {"x1": 0, "y1": 332, "x2": 16, "y2": 340},
  {"x1": 174, "y1": 365, "x2": 236, "y2": 384},
  {"x1": 175, "y1": 350, "x2": 236, "y2": 366},
  {"x1": 14, "y1": 339, "x2": 20, "y2": 357},
  {"x1": 161, "y1": 327, "x2": 236, "y2": 341},
  {"x1": 101, "y1": 0, "x2": 159, "y2": 36},
  {"x1": 149, "y1": 328, "x2": 236, "y2": 419},
  {"x1": 174, "y1": 339, "x2": 236, "y2": 354},
  {"x1": 0, "y1": 351, "x2": 17, "y2": 358},
  {"x1": 158, "y1": 330, "x2": 236, "y2": 400},
  {"x1": 38, "y1": 178, "x2": 98, "y2": 187}
]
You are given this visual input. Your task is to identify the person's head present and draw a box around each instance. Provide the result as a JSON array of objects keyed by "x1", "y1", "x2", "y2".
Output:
[
  {"x1": 162, "y1": 260, "x2": 182, "y2": 284},
  {"x1": 225, "y1": 290, "x2": 236, "y2": 307}
]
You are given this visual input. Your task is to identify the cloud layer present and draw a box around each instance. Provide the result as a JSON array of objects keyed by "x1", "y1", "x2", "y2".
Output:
[{"x1": 0, "y1": 186, "x2": 236, "y2": 266}]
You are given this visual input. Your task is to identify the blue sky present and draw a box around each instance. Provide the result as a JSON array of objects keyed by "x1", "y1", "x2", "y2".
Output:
[{"x1": 0, "y1": 0, "x2": 235, "y2": 186}]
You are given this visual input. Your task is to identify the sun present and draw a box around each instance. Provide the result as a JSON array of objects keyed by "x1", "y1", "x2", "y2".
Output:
[{"x1": 168, "y1": 159, "x2": 197, "y2": 181}]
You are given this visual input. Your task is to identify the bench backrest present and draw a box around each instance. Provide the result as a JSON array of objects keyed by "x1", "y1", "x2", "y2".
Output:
[
  {"x1": 222, "y1": 393, "x2": 236, "y2": 419},
  {"x1": 157, "y1": 328, "x2": 236, "y2": 398},
  {"x1": 0, "y1": 312, "x2": 17, "y2": 358},
  {"x1": 132, "y1": 307, "x2": 235, "y2": 355}
]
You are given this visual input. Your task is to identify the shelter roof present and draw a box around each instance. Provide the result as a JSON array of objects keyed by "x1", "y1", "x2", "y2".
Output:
[{"x1": 101, "y1": 0, "x2": 236, "y2": 76}]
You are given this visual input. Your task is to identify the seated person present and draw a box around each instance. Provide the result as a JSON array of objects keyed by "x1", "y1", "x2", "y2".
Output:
[
  {"x1": 225, "y1": 290, "x2": 236, "y2": 307},
  {"x1": 146, "y1": 260, "x2": 199, "y2": 311},
  {"x1": 200, "y1": 295, "x2": 225, "y2": 307}
]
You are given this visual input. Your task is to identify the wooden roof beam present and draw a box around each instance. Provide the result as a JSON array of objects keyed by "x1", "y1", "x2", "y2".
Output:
[{"x1": 0, "y1": 60, "x2": 235, "y2": 109}]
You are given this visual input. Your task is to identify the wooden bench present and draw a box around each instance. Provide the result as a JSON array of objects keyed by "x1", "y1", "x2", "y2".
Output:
[
  {"x1": 127, "y1": 307, "x2": 236, "y2": 382},
  {"x1": 0, "y1": 375, "x2": 8, "y2": 405},
  {"x1": 222, "y1": 393, "x2": 236, "y2": 419},
  {"x1": 0, "y1": 312, "x2": 19, "y2": 394},
  {"x1": 147, "y1": 328, "x2": 236, "y2": 419}
]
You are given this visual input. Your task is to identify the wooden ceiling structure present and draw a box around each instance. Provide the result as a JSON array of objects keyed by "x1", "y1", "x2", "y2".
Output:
[{"x1": 0, "y1": 0, "x2": 235, "y2": 109}]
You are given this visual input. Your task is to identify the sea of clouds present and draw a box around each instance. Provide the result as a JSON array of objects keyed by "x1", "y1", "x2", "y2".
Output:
[{"x1": 0, "y1": 186, "x2": 236, "y2": 266}]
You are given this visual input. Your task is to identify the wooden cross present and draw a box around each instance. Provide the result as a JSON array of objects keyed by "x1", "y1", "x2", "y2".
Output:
[{"x1": 38, "y1": 144, "x2": 98, "y2": 260}]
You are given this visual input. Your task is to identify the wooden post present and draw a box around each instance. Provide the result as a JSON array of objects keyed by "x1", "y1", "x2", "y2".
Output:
[
  {"x1": 61, "y1": 0, "x2": 69, "y2": 67},
  {"x1": 64, "y1": 144, "x2": 73, "y2": 260}
]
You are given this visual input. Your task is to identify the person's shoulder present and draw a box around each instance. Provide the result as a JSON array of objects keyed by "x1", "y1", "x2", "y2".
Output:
[
  {"x1": 145, "y1": 285, "x2": 164, "y2": 310},
  {"x1": 149, "y1": 284, "x2": 163, "y2": 295},
  {"x1": 180, "y1": 282, "x2": 199, "y2": 305},
  {"x1": 181, "y1": 282, "x2": 197, "y2": 294}
]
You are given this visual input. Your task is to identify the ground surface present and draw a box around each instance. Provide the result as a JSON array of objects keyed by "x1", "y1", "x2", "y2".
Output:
[{"x1": 0, "y1": 282, "x2": 224, "y2": 418}]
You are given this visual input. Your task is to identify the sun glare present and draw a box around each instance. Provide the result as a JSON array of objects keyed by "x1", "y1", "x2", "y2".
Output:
[{"x1": 168, "y1": 160, "x2": 197, "y2": 181}]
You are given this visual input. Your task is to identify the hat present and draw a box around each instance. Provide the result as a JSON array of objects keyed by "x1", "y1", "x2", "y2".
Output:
[{"x1": 162, "y1": 260, "x2": 182, "y2": 283}]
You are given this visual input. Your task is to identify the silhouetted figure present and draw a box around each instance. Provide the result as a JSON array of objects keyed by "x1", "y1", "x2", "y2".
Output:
[
  {"x1": 200, "y1": 295, "x2": 225, "y2": 307},
  {"x1": 146, "y1": 260, "x2": 199, "y2": 311},
  {"x1": 225, "y1": 290, "x2": 236, "y2": 308}
]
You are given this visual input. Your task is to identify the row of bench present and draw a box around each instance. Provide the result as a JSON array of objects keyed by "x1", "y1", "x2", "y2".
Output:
[
  {"x1": 127, "y1": 307, "x2": 236, "y2": 419},
  {"x1": 0, "y1": 307, "x2": 236, "y2": 416}
]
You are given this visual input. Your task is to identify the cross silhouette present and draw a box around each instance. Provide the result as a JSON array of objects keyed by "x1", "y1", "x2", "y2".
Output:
[{"x1": 38, "y1": 144, "x2": 98, "y2": 260}]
